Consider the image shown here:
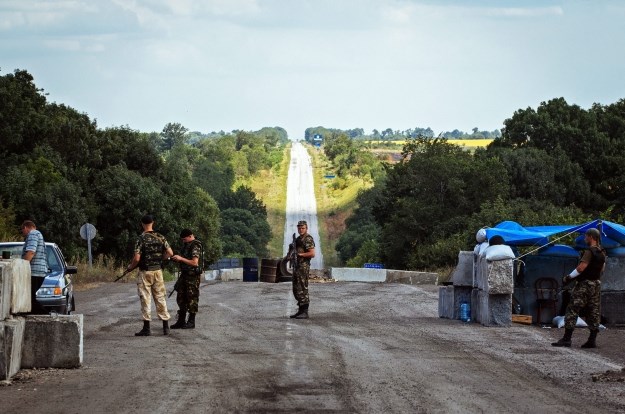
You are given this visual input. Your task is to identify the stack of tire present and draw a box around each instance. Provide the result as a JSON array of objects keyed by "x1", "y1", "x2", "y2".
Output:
[{"x1": 259, "y1": 258, "x2": 293, "y2": 283}]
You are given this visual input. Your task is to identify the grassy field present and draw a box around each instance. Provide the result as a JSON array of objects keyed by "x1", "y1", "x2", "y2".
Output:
[{"x1": 235, "y1": 144, "x2": 291, "y2": 258}]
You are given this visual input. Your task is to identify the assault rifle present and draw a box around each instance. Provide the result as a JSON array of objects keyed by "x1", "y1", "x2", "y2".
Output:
[
  {"x1": 287, "y1": 232, "x2": 298, "y2": 273},
  {"x1": 114, "y1": 265, "x2": 136, "y2": 282},
  {"x1": 168, "y1": 270, "x2": 180, "y2": 298}
]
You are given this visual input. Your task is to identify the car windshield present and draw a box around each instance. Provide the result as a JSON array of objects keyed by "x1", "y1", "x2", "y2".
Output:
[{"x1": 0, "y1": 244, "x2": 63, "y2": 272}]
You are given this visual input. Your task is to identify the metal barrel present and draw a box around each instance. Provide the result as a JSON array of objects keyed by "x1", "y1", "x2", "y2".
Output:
[
  {"x1": 260, "y1": 258, "x2": 280, "y2": 283},
  {"x1": 242, "y1": 257, "x2": 259, "y2": 282}
]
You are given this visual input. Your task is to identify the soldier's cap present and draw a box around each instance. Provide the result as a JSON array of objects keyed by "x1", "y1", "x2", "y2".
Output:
[
  {"x1": 180, "y1": 228, "x2": 193, "y2": 238},
  {"x1": 141, "y1": 214, "x2": 154, "y2": 224},
  {"x1": 297, "y1": 220, "x2": 307, "y2": 227}
]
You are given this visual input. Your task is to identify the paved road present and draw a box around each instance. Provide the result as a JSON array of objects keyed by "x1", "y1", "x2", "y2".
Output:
[
  {"x1": 2, "y1": 281, "x2": 625, "y2": 413},
  {"x1": 283, "y1": 142, "x2": 323, "y2": 269}
]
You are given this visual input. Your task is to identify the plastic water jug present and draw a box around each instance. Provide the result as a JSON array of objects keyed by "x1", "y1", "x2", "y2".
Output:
[{"x1": 459, "y1": 301, "x2": 471, "y2": 322}]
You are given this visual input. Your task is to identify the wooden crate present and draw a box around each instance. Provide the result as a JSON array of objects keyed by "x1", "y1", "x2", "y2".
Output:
[{"x1": 511, "y1": 314, "x2": 532, "y2": 325}]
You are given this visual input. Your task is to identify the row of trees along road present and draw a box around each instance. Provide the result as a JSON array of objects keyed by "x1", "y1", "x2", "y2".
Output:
[
  {"x1": 0, "y1": 69, "x2": 288, "y2": 264},
  {"x1": 331, "y1": 97, "x2": 625, "y2": 270}
]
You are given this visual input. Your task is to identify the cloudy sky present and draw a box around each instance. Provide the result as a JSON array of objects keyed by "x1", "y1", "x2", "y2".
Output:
[{"x1": 1, "y1": 0, "x2": 624, "y2": 139}]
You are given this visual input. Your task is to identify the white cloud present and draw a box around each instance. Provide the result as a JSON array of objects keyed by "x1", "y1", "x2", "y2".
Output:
[{"x1": 1, "y1": 0, "x2": 623, "y2": 137}]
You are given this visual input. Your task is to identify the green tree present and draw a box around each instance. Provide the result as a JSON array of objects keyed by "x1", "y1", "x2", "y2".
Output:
[{"x1": 161, "y1": 122, "x2": 189, "y2": 150}]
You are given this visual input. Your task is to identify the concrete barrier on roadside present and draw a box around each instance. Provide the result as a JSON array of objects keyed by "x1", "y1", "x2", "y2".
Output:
[
  {"x1": 475, "y1": 256, "x2": 513, "y2": 295},
  {"x1": 0, "y1": 262, "x2": 11, "y2": 320},
  {"x1": 21, "y1": 314, "x2": 83, "y2": 369},
  {"x1": 450, "y1": 251, "x2": 474, "y2": 287},
  {"x1": 0, "y1": 317, "x2": 25, "y2": 381},
  {"x1": 386, "y1": 270, "x2": 438, "y2": 285},
  {"x1": 204, "y1": 270, "x2": 220, "y2": 281},
  {"x1": 219, "y1": 268, "x2": 243, "y2": 282},
  {"x1": 0, "y1": 259, "x2": 31, "y2": 315},
  {"x1": 330, "y1": 268, "x2": 386, "y2": 282}
]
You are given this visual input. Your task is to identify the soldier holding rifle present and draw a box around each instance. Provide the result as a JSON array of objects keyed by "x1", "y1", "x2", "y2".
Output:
[
  {"x1": 169, "y1": 228, "x2": 203, "y2": 330},
  {"x1": 290, "y1": 220, "x2": 315, "y2": 319}
]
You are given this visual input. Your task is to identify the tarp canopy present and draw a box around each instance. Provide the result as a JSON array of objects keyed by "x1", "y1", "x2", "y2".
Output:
[{"x1": 484, "y1": 219, "x2": 625, "y2": 247}]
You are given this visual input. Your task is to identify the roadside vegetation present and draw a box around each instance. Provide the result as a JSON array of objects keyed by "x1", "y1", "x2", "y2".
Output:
[
  {"x1": 4, "y1": 68, "x2": 625, "y2": 276},
  {"x1": 236, "y1": 143, "x2": 291, "y2": 258},
  {"x1": 0, "y1": 69, "x2": 288, "y2": 284},
  {"x1": 306, "y1": 97, "x2": 625, "y2": 271}
]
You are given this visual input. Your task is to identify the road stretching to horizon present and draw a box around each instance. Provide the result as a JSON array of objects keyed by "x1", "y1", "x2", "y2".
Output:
[{"x1": 283, "y1": 141, "x2": 323, "y2": 269}]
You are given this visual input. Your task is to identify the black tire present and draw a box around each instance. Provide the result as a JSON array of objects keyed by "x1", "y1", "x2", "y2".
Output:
[{"x1": 279, "y1": 257, "x2": 293, "y2": 277}]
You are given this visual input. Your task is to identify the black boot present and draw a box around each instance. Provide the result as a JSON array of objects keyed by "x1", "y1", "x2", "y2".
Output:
[
  {"x1": 171, "y1": 311, "x2": 187, "y2": 329},
  {"x1": 290, "y1": 305, "x2": 304, "y2": 318},
  {"x1": 294, "y1": 304, "x2": 309, "y2": 319},
  {"x1": 135, "y1": 320, "x2": 151, "y2": 336},
  {"x1": 163, "y1": 320, "x2": 170, "y2": 335},
  {"x1": 581, "y1": 329, "x2": 598, "y2": 348},
  {"x1": 183, "y1": 313, "x2": 195, "y2": 329},
  {"x1": 552, "y1": 328, "x2": 573, "y2": 347}
]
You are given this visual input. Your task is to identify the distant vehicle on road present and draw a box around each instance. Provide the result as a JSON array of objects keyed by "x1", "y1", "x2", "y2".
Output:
[{"x1": 0, "y1": 242, "x2": 77, "y2": 314}]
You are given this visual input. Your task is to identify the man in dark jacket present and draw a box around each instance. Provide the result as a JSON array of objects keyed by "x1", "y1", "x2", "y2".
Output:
[
  {"x1": 170, "y1": 228, "x2": 203, "y2": 329},
  {"x1": 552, "y1": 228, "x2": 606, "y2": 348}
]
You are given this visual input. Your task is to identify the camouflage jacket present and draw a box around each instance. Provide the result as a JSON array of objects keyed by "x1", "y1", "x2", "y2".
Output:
[{"x1": 134, "y1": 231, "x2": 170, "y2": 271}]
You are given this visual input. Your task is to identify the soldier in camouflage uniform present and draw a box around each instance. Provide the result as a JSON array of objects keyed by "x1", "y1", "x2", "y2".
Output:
[
  {"x1": 126, "y1": 215, "x2": 173, "y2": 336},
  {"x1": 552, "y1": 228, "x2": 606, "y2": 348},
  {"x1": 290, "y1": 220, "x2": 315, "y2": 319},
  {"x1": 170, "y1": 228, "x2": 202, "y2": 329}
]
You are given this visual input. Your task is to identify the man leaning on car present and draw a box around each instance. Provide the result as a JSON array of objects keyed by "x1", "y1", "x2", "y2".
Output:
[{"x1": 21, "y1": 220, "x2": 49, "y2": 312}]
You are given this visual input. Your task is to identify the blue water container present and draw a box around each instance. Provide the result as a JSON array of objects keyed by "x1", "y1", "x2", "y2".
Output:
[{"x1": 459, "y1": 301, "x2": 471, "y2": 322}]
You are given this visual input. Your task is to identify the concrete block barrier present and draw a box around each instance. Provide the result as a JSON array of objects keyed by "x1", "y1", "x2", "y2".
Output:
[
  {"x1": 330, "y1": 267, "x2": 386, "y2": 282},
  {"x1": 0, "y1": 262, "x2": 11, "y2": 320},
  {"x1": 386, "y1": 270, "x2": 438, "y2": 285},
  {"x1": 21, "y1": 314, "x2": 83, "y2": 369},
  {"x1": 438, "y1": 285, "x2": 472, "y2": 320},
  {"x1": 476, "y1": 290, "x2": 512, "y2": 327},
  {"x1": 0, "y1": 317, "x2": 25, "y2": 380},
  {"x1": 476, "y1": 257, "x2": 513, "y2": 295},
  {"x1": 204, "y1": 270, "x2": 220, "y2": 281},
  {"x1": 1, "y1": 259, "x2": 31, "y2": 315},
  {"x1": 438, "y1": 286, "x2": 453, "y2": 319},
  {"x1": 450, "y1": 251, "x2": 474, "y2": 287},
  {"x1": 219, "y1": 268, "x2": 243, "y2": 282}
]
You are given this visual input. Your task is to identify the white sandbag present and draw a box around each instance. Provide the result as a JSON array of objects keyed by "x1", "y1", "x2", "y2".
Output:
[
  {"x1": 552, "y1": 315, "x2": 606, "y2": 330},
  {"x1": 484, "y1": 244, "x2": 515, "y2": 261},
  {"x1": 552, "y1": 315, "x2": 588, "y2": 328},
  {"x1": 477, "y1": 242, "x2": 489, "y2": 256},
  {"x1": 476, "y1": 228, "x2": 488, "y2": 243}
]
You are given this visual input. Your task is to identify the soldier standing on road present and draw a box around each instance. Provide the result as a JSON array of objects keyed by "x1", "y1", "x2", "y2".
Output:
[
  {"x1": 290, "y1": 220, "x2": 315, "y2": 319},
  {"x1": 126, "y1": 215, "x2": 173, "y2": 336},
  {"x1": 552, "y1": 227, "x2": 606, "y2": 348},
  {"x1": 170, "y1": 228, "x2": 202, "y2": 330},
  {"x1": 21, "y1": 220, "x2": 49, "y2": 313}
]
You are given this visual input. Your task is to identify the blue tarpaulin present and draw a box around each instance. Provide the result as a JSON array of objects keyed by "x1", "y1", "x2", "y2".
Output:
[{"x1": 484, "y1": 219, "x2": 625, "y2": 247}]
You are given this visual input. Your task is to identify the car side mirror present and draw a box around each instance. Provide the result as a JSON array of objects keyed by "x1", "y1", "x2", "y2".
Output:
[{"x1": 65, "y1": 265, "x2": 78, "y2": 275}]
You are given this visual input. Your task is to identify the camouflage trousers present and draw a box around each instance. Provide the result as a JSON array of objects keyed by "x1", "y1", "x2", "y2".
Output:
[
  {"x1": 176, "y1": 272, "x2": 201, "y2": 314},
  {"x1": 565, "y1": 279, "x2": 601, "y2": 330},
  {"x1": 137, "y1": 269, "x2": 170, "y2": 321},
  {"x1": 292, "y1": 262, "x2": 310, "y2": 306}
]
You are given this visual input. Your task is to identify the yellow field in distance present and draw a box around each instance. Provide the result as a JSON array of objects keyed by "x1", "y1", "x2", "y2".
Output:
[
  {"x1": 448, "y1": 139, "x2": 494, "y2": 147},
  {"x1": 369, "y1": 139, "x2": 494, "y2": 147}
]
